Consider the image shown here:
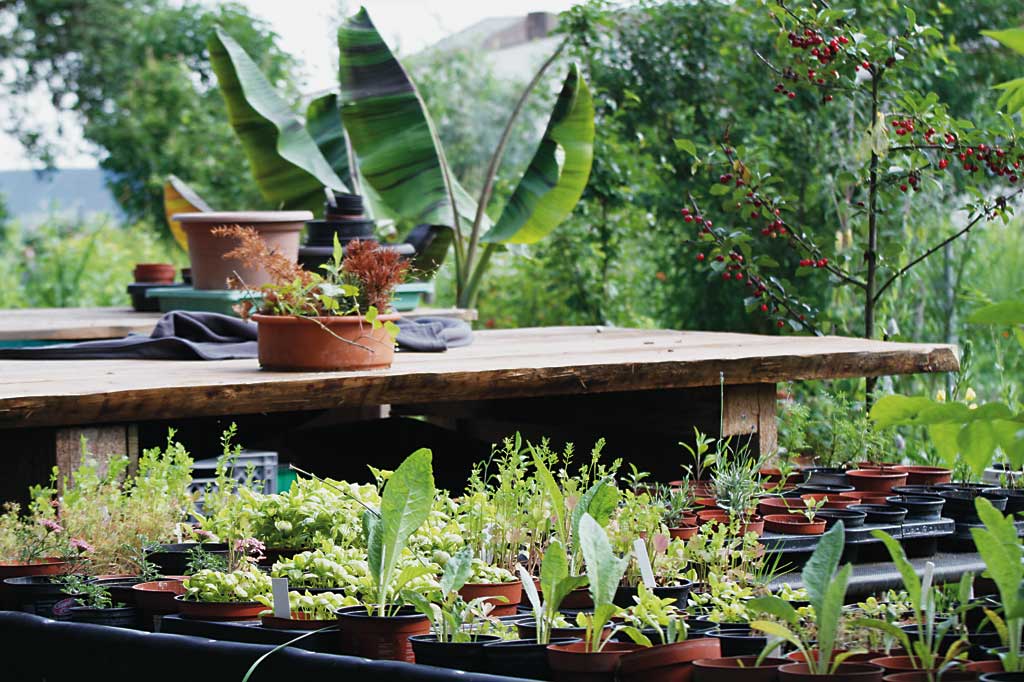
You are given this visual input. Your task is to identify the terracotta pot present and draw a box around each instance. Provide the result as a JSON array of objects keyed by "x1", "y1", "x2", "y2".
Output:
[
  {"x1": 801, "y1": 493, "x2": 859, "y2": 509},
  {"x1": 546, "y1": 641, "x2": 641, "y2": 682},
  {"x1": 892, "y1": 466, "x2": 953, "y2": 487},
  {"x1": 670, "y1": 525, "x2": 700, "y2": 541},
  {"x1": 779, "y1": 663, "x2": 885, "y2": 682},
  {"x1": 132, "y1": 262, "x2": 176, "y2": 284},
  {"x1": 693, "y1": 656, "x2": 791, "y2": 682},
  {"x1": 174, "y1": 595, "x2": 266, "y2": 620},
  {"x1": 260, "y1": 613, "x2": 338, "y2": 630},
  {"x1": 846, "y1": 469, "x2": 909, "y2": 493},
  {"x1": 787, "y1": 651, "x2": 892, "y2": 664},
  {"x1": 457, "y1": 580, "x2": 522, "y2": 617},
  {"x1": 695, "y1": 496, "x2": 718, "y2": 507},
  {"x1": 763, "y1": 514, "x2": 826, "y2": 535},
  {"x1": 619, "y1": 637, "x2": 722, "y2": 682},
  {"x1": 844, "y1": 491, "x2": 895, "y2": 505},
  {"x1": 759, "y1": 497, "x2": 803, "y2": 516},
  {"x1": 560, "y1": 585, "x2": 594, "y2": 610},
  {"x1": 738, "y1": 516, "x2": 765, "y2": 536},
  {"x1": 869, "y1": 657, "x2": 975, "y2": 673},
  {"x1": 697, "y1": 509, "x2": 729, "y2": 525},
  {"x1": 965, "y1": 661, "x2": 1005, "y2": 675},
  {"x1": 254, "y1": 314, "x2": 399, "y2": 371},
  {"x1": 336, "y1": 606, "x2": 430, "y2": 662},
  {"x1": 857, "y1": 462, "x2": 901, "y2": 470},
  {"x1": 0, "y1": 559, "x2": 70, "y2": 609},
  {"x1": 173, "y1": 211, "x2": 310, "y2": 290},
  {"x1": 131, "y1": 580, "x2": 185, "y2": 615}
]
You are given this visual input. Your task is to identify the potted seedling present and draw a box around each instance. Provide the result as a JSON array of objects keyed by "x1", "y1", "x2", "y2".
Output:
[
  {"x1": 659, "y1": 483, "x2": 700, "y2": 540},
  {"x1": 216, "y1": 228, "x2": 406, "y2": 371},
  {"x1": 176, "y1": 566, "x2": 273, "y2": 620},
  {"x1": 257, "y1": 589, "x2": 357, "y2": 630},
  {"x1": 710, "y1": 440, "x2": 765, "y2": 535},
  {"x1": 546, "y1": 513, "x2": 643, "y2": 681},
  {"x1": 58, "y1": 574, "x2": 138, "y2": 628},
  {"x1": 748, "y1": 522, "x2": 884, "y2": 682},
  {"x1": 455, "y1": 558, "x2": 521, "y2": 617},
  {"x1": 0, "y1": 504, "x2": 74, "y2": 609},
  {"x1": 764, "y1": 496, "x2": 828, "y2": 535},
  {"x1": 336, "y1": 449, "x2": 435, "y2": 662},
  {"x1": 407, "y1": 547, "x2": 505, "y2": 672},
  {"x1": 854, "y1": 532, "x2": 970, "y2": 679},
  {"x1": 616, "y1": 583, "x2": 722, "y2": 682}
]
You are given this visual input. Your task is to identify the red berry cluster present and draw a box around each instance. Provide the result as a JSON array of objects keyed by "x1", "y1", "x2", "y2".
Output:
[
  {"x1": 787, "y1": 29, "x2": 849, "y2": 65},
  {"x1": 890, "y1": 118, "x2": 915, "y2": 136},
  {"x1": 798, "y1": 258, "x2": 829, "y2": 268}
]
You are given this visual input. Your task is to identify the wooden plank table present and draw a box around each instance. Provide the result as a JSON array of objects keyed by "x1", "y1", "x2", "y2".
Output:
[
  {"x1": 0, "y1": 306, "x2": 477, "y2": 342},
  {"x1": 0, "y1": 326, "x2": 957, "y2": 498}
]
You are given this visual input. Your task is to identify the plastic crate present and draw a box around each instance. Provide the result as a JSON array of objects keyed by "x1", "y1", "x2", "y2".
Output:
[{"x1": 190, "y1": 450, "x2": 278, "y2": 496}]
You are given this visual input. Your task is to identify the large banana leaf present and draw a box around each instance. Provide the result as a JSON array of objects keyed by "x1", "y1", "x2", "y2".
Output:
[
  {"x1": 337, "y1": 8, "x2": 485, "y2": 235},
  {"x1": 162, "y1": 175, "x2": 212, "y2": 253},
  {"x1": 305, "y1": 93, "x2": 351, "y2": 188},
  {"x1": 209, "y1": 28, "x2": 347, "y2": 214},
  {"x1": 482, "y1": 63, "x2": 594, "y2": 244}
]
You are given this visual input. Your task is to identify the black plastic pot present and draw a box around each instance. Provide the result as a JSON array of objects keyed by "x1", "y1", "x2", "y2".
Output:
[
  {"x1": 802, "y1": 468, "x2": 849, "y2": 487},
  {"x1": 3, "y1": 575, "x2": 79, "y2": 620},
  {"x1": 707, "y1": 627, "x2": 768, "y2": 656},
  {"x1": 92, "y1": 577, "x2": 144, "y2": 607},
  {"x1": 514, "y1": 616, "x2": 589, "y2": 641},
  {"x1": 886, "y1": 494, "x2": 945, "y2": 520},
  {"x1": 68, "y1": 605, "x2": 139, "y2": 628},
  {"x1": 978, "y1": 673, "x2": 1024, "y2": 682},
  {"x1": 816, "y1": 508, "x2": 867, "y2": 528},
  {"x1": 613, "y1": 580, "x2": 693, "y2": 608},
  {"x1": 848, "y1": 503, "x2": 907, "y2": 524},
  {"x1": 892, "y1": 485, "x2": 941, "y2": 496},
  {"x1": 483, "y1": 637, "x2": 579, "y2": 681},
  {"x1": 935, "y1": 483, "x2": 1000, "y2": 493},
  {"x1": 127, "y1": 282, "x2": 182, "y2": 312},
  {"x1": 797, "y1": 483, "x2": 856, "y2": 494},
  {"x1": 687, "y1": 619, "x2": 721, "y2": 637},
  {"x1": 305, "y1": 219, "x2": 377, "y2": 247},
  {"x1": 993, "y1": 488, "x2": 1024, "y2": 516},
  {"x1": 899, "y1": 622, "x2": 966, "y2": 655},
  {"x1": 937, "y1": 489, "x2": 1008, "y2": 521},
  {"x1": 146, "y1": 542, "x2": 228, "y2": 577},
  {"x1": 325, "y1": 192, "x2": 366, "y2": 218},
  {"x1": 409, "y1": 634, "x2": 501, "y2": 672}
]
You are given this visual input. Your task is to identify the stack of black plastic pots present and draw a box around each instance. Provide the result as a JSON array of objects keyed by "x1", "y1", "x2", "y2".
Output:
[{"x1": 298, "y1": 191, "x2": 413, "y2": 272}]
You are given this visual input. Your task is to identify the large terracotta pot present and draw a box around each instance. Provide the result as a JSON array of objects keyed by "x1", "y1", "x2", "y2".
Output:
[
  {"x1": 546, "y1": 641, "x2": 642, "y2": 682},
  {"x1": 892, "y1": 466, "x2": 953, "y2": 486},
  {"x1": 336, "y1": 606, "x2": 430, "y2": 662},
  {"x1": 174, "y1": 595, "x2": 265, "y2": 620},
  {"x1": 618, "y1": 637, "x2": 721, "y2": 682},
  {"x1": 846, "y1": 469, "x2": 909, "y2": 493},
  {"x1": 254, "y1": 314, "x2": 399, "y2": 371},
  {"x1": 131, "y1": 579, "x2": 185, "y2": 615},
  {"x1": 763, "y1": 514, "x2": 826, "y2": 535},
  {"x1": 173, "y1": 211, "x2": 310, "y2": 290},
  {"x1": 133, "y1": 262, "x2": 176, "y2": 284},
  {"x1": 693, "y1": 656, "x2": 791, "y2": 682},
  {"x1": 457, "y1": 581, "x2": 522, "y2": 617},
  {"x1": 778, "y1": 662, "x2": 885, "y2": 682}
]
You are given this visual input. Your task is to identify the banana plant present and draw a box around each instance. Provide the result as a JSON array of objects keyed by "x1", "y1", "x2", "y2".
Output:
[
  {"x1": 162, "y1": 175, "x2": 212, "y2": 253},
  {"x1": 338, "y1": 7, "x2": 594, "y2": 307},
  {"x1": 208, "y1": 28, "x2": 349, "y2": 215}
]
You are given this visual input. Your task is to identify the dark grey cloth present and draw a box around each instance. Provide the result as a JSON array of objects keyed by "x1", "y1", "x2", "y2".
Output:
[{"x1": 0, "y1": 311, "x2": 471, "y2": 360}]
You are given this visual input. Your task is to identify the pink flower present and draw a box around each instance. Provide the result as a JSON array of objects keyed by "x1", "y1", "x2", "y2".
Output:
[
  {"x1": 194, "y1": 528, "x2": 214, "y2": 540},
  {"x1": 70, "y1": 538, "x2": 95, "y2": 553},
  {"x1": 39, "y1": 519, "x2": 63, "y2": 533},
  {"x1": 234, "y1": 537, "x2": 266, "y2": 562}
]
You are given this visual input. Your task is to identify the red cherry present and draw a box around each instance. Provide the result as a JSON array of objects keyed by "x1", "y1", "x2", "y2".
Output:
[{"x1": 696, "y1": 253, "x2": 705, "y2": 262}]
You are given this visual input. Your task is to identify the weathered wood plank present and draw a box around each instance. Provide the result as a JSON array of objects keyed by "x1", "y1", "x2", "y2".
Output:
[{"x1": 0, "y1": 327, "x2": 958, "y2": 429}]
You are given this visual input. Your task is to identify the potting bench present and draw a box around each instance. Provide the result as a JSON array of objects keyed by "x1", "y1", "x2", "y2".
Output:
[{"x1": 0, "y1": 326, "x2": 956, "y2": 496}]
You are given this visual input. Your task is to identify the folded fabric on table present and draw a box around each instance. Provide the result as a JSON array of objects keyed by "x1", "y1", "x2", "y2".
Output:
[{"x1": 0, "y1": 311, "x2": 472, "y2": 361}]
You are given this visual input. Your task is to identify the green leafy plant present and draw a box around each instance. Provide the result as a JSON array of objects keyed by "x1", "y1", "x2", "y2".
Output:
[
  {"x1": 680, "y1": 428, "x2": 717, "y2": 482},
  {"x1": 749, "y1": 521, "x2": 854, "y2": 674},
  {"x1": 362, "y1": 448, "x2": 436, "y2": 617},
  {"x1": 60, "y1": 575, "x2": 118, "y2": 610},
  {"x1": 183, "y1": 568, "x2": 272, "y2": 603},
  {"x1": 407, "y1": 547, "x2": 501, "y2": 642},
  {"x1": 982, "y1": 28, "x2": 1024, "y2": 116},
  {"x1": 621, "y1": 582, "x2": 689, "y2": 646},
  {"x1": 575, "y1": 513, "x2": 632, "y2": 653},
  {"x1": 798, "y1": 496, "x2": 827, "y2": 524},
  {"x1": 517, "y1": 538, "x2": 588, "y2": 645},
  {"x1": 854, "y1": 532, "x2": 968, "y2": 675},
  {"x1": 186, "y1": 545, "x2": 228, "y2": 574},
  {"x1": 256, "y1": 589, "x2": 359, "y2": 621},
  {"x1": 711, "y1": 437, "x2": 764, "y2": 522},
  {"x1": 970, "y1": 497, "x2": 1024, "y2": 672}
]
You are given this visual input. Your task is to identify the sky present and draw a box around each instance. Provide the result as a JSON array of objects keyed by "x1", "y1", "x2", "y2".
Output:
[{"x1": 0, "y1": 0, "x2": 583, "y2": 170}]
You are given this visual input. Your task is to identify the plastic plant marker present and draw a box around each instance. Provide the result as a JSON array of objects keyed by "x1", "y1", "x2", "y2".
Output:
[
  {"x1": 272, "y1": 578, "x2": 290, "y2": 619},
  {"x1": 633, "y1": 539, "x2": 656, "y2": 589}
]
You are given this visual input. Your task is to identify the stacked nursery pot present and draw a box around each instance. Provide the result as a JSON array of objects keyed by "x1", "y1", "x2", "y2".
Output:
[{"x1": 298, "y1": 191, "x2": 414, "y2": 272}]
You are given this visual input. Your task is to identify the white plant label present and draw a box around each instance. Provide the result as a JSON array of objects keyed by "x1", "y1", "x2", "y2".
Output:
[
  {"x1": 633, "y1": 538, "x2": 656, "y2": 589},
  {"x1": 271, "y1": 577, "x2": 290, "y2": 619}
]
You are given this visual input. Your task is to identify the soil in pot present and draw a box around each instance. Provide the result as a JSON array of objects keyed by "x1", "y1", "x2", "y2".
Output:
[
  {"x1": 484, "y1": 637, "x2": 580, "y2": 681},
  {"x1": 885, "y1": 495, "x2": 945, "y2": 520},
  {"x1": 707, "y1": 628, "x2": 769, "y2": 656},
  {"x1": 173, "y1": 211, "x2": 309, "y2": 290},
  {"x1": 131, "y1": 580, "x2": 185, "y2": 615},
  {"x1": 847, "y1": 504, "x2": 908, "y2": 524},
  {"x1": 254, "y1": 314, "x2": 400, "y2": 372},
  {"x1": 546, "y1": 641, "x2": 642, "y2": 682},
  {"x1": 68, "y1": 605, "x2": 139, "y2": 628},
  {"x1": 458, "y1": 581, "x2": 522, "y2": 617},
  {"x1": 892, "y1": 466, "x2": 953, "y2": 487},
  {"x1": 816, "y1": 509, "x2": 868, "y2": 529},
  {"x1": 174, "y1": 595, "x2": 266, "y2": 621},
  {"x1": 410, "y1": 634, "x2": 502, "y2": 672},
  {"x1": 764, "y1": 514, "x2": 826, "y2": 534},
  {"x1": 937, "y1": 489, "x2": 1008, "y2": 521},
  {"x1": 693, "y1": 656, "x2": 791, "y2": 682},
  {"x1": 778, "y1": 662, "x2": 884, "y2": 682},
  {"x1": 336, "y1": 605, "x2": 430, "y2": 662},
  {"x1": 618, "y1": 637, "x2": 722, "y2": 682},
  {"x1": 846, "y1": 469, "x2": 910, "y2": 493}
]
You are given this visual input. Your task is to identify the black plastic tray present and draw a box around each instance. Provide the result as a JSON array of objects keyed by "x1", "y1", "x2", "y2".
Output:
[
  {"x1": 759, "y1": 517, "x2": 954, "y2": 552},
  {"x1": 158, "y1": 614, "x2": 341, "y2": 654}
]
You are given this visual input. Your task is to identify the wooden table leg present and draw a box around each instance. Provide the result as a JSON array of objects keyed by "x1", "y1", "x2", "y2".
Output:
[{"x1": 721, "y1": 383, "x2": 777, "y2": 456}]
